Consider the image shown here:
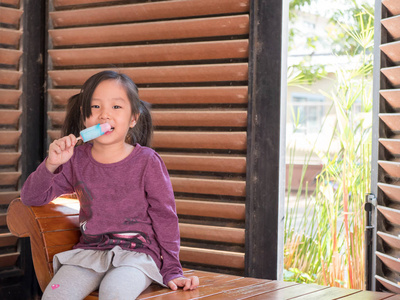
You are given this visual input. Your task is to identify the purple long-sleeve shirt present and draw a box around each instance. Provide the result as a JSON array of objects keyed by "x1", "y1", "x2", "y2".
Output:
[{"x1": 21, "y1": 143, "x2": 183, "y2": 285}]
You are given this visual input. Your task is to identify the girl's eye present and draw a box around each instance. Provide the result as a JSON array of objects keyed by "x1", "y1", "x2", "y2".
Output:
[
  {"x1": 113, "y1": 105, "x2": 122, "y2": 109},
  {"x1": 91, "y1": 105, "x2": 100, "y2": 109}
]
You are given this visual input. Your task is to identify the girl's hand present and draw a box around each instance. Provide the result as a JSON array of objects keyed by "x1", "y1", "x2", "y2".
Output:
[
  {"x1": 168, "y1": 276, "x2": 199, "y2": 291},
  {"x1": 46, "y1": 134, "x2": 78, "y2": 173}
]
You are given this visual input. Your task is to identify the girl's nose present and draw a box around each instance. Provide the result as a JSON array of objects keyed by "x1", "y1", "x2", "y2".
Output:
[{"x1": 99, "y1": 107, "x2": 111, "y2": 119}]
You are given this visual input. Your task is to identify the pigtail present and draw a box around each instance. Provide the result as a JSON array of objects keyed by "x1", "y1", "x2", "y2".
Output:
[
  {"x1": 128, "y1": 100, "x2": 153, "y2": 147},
  {"x1": 61, "y1": 93, "x2": 83, "y2": 138}
]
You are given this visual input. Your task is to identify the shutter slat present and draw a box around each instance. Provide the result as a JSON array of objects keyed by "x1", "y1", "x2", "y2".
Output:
[
  {"x1": 0, "y1": 49, "x2": 22, "y2": 65},
  {"x1": 153, "y1": 131, "x2": 247, "y2": 150},
  {"x1": 382, "y1": 67, "x2": 400, "y2": 87},
  {"x1": 176, "y1": 199, "x2": 245, "y2": 220},
  {"x1": 378, "y1": 160, "x2": 400, "y2": 177},
  {"x1": 49, "y1": 64, "x2": 248, "y2": 86},
  {"x1": 379, "y1": 139, "x2": 400, "y2": 155},
  {"x1": 0, "y1": 28, "x2": 22, "y2": 47},
  {"x1": 380, "y1": 89, "x2": 400, "y2": 110},
  {"x1": 48, "y1": 110, "x2": 247, "y2": 128},
  {"x1": 380, "y1": 42, "x2": 400, "y2": 64},
  {"x1": 0, "y1": 191, "x2": 19, "y2": 205},
  {"x1": 382, "y1": 16, "x2": 400, "y2": 40},
  {"x1": 48, "y1": 86, "x2": 248, "y2": 106},
  {"x1": 53, "y1": 0, "x2": 120, "y2": 8},
  {"x1": 0, "y1": 89, "x2": 21, "y2": 106},
  {"x1": 0, "y1": 0, "x2": 20, "y2": 7},
  {"x1": 382, "y1": 0, "x2": 400, "y2": 16},
  {"x1": 0, "y1": 70, "x2": 22, "y2": 86},
  {"x1": 378, "y1": 183, "x2": 400, "y2": 202},
  {"x1": 377, "y1": 205, "x2": 400, "y2": 225},
  {"x1": 170, "y1": 177, "x2": 245, "y2": 197},
  {"x1": 0, "y1": 109, "x2": 21, "y2": 126},
  {"x1": 0, "y1": 153, "x2": 20, "y2": 166},
  {"x1": 0, "y1": 172, "x2": 21, "y2": 186},
  {"x1": 0, "y1": 7, "x2": 23, "y2": 26},
  {"x1": 51, "y1": 0, "x2": 249, "y2": 28},
  {"x1": 49, "y1": 15, "x2": 249, "y2": 47},
  {"x1": 179, "y1": 246, "x2": 244, "y2": 269},
  {"x1": 49, "y1": 40, "x2": 248, "y2": 67},
  {"x1": 377, "y1": 252, "x2": 400, "y2": 273},
  {"x1": 153, "y1": 110, "x2": 247, "y2": 127},
  {"x1": 376, "y1": 276, "x2": 400, "y2": 294},
  {"x1": 161, "y1": 154, "x2": 246, "y2": 174},
  {"x1": 0, "y1": 131, "x2": 21, "y2": 145},
  {"x1": 378, "y1": 232, "x2": 400, "y2": 250},
  {"x1": 179, "y1": 223, "x2": 245, "y2": 244},
  {"x1": 379, "y1": 113, "x2": 400, "y2": 131}
]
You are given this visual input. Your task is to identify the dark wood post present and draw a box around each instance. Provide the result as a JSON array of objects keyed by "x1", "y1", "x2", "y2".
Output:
[{"x1": 245, "y1": 0, "x2": 287, "y2": 279}]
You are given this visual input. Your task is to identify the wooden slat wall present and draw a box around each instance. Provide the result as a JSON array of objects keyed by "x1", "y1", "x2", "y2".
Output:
[
  {"x1": 0, "y1": 0, "x2": 22, "y2": 273},
  {"x1": 375, "y1": 0, "x2": 400, "y2": 292},
  {"x1": 47, "y1": 0, "x2": 249, "y2": 275}
]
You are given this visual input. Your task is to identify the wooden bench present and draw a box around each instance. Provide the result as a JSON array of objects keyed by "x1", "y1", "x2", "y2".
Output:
[{"x1": 5, "y1": 197, "x2": 261, "y2": 299}]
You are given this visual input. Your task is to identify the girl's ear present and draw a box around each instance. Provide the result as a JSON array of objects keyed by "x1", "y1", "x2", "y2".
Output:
[{"x1": 130, "y1": 114, "x2": 139, "y2": 128}]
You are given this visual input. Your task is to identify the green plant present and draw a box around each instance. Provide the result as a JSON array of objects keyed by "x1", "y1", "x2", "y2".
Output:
[{"x1": 284, "y1": 9, "x2": 373, "y2": 289}]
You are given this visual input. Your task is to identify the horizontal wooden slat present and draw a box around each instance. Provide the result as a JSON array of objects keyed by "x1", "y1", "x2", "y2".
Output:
[
  {"x1": 48, "y1": 110, "x2": 247, "y2": 128},
  {"x1": 153, "y1": 110, "x2": 247, "y2": 127},
  {"x1": 0, "y1": 89, "x2": 21, "y2": 105},
  {"x1": 0, "y1": 70, "x2": 22, "y2": 86},
  {"x1": 153, "y1": 131, "x2": 247, "y2": 150},
  {"x1": 378, "y1": 160, "x2": 400, "y2": 178},
  {"x1": 161, "y1": 154, "x2": 246, "y2": 173},
  {"x1": 47, "y1": 244, "x2": 76, "y2": 263},
  {"x1": 383, "y1": 0, "x2": 400, "y2": 16},
  {"x1": 0, "y1": 152, "x2": 20, "y2": 166},
  {"x1": 48, "y1": 86, "x2": 249, "y2": 106},
  {"x1": 49, "y1": 40, "x2": 248, "y2": 67},
  {"x1": 179, "y1": 223, "x2": 244, "y2": 244},
  {"x1": 49, "y1": 15, "x2": 249, "y2": 47},
  {"x1": 379, "y1": 138, "x2": 400, "y2": 155},
  {"x1": 171, "y1": 177, "x2": 245, "y2": 197},
  {"x1": 0, "y1": 0, "x2": 20, "y2": 6},
  {"x1": 53, "y1": 0, "x2": 120, "y2": 8},
  {"x1": 179, "y1": 246, "x2": 244, "y2": 269},
  {"x1": 0, "y1": 28, "x2": 22, "y2": 47},
  {"x1": 0, "y1": 131, "x2": 21, "y2": 145},
  {"x1": 380, "y1": 89, "x2": 400, "y2": 109},
  {"x1": 0, "y1": 7, "x2": 23, "y2": 26},
  {"x1": 0, "y1": 191, "x2": 19, "y2": 205},
  {"x1": 0, "y1": 233, "x2": 18, "y2": 247},
  {"x1": 0, "y1": 109, "x2": 21, "y2": 126},
  {"x1": 0, "y1": 213, "x2": 7, "y2": 226},
  {"x1": 49, "y1": 64, "x2": 248, "y2": 86},
  {"x1": 50, "y1": 0, "x2": 249, "y2": 27},
  {"x1": 30, "y1": 197, "x2": 80, "y2": 218},
  {"x1": 0, "y1": 48, "x2": 22, "y2": 65},
  {"x1": 0, "y1": 172, "x2": 21, "y2": 185},
  {"x1": 382, "y1": 67, "x2": 400, "y2": 88},
  {"x1": 380, "y1": 113, "x2": 400, "y2": 131},
  {"x1": 378, "y1": 231, "x2": 400, "y2": 250},
  {"x1": 378, "y1": 182, "x2": 400, "y2": 203},
  {"x1": 377, "y1": 251, "x2": 400, "y2": 273},
  {"x1": 376, "y1": 275, "x2": 400, "y2": 294},
  {"x1": 377, "y1": 205, "x2": 400, "y2": 225},
  {"x1": 0, "y1": 252, "x2": 20, "y2": 268},
  {"x1": 380, "y1": 42, "x2": 400, "y2": 65},
  {"x1": 176, "y1": 199, "x2": 245, "y2": 220},
  {"x1": 382, "y1": 16, "x2": 400, "y2": 40}
]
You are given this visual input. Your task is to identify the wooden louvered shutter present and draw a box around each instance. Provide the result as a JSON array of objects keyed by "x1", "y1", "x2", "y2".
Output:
[
  {"x1": 0, "y1": 0, "x2": 22, "y2": 277},
  {"x1": 373, "y1": 0, "x2": 400, "y2": 293},
  {"x1": 47, "y1": 0, "x2": 249, "y2": 274}
]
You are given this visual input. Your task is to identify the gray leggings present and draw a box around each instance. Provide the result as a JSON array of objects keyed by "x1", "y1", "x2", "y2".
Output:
[{"x1": 42, "y1": 264, "x2": 152, "y2": 300}]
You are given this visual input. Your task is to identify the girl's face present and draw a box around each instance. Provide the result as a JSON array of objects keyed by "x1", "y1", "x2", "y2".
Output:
[{"x1": 84, "y1": 79, "x2": 136, "y2": 145}]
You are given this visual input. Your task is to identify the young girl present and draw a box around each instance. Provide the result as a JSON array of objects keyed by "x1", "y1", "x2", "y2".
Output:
[{"x1": 21, "y1": 70, "x2": 199, "y2": 299}]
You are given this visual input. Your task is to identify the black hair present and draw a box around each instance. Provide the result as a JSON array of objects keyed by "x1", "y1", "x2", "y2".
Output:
[{"x1": 61, "y1": 70, "x2": 153, "y2": 147}]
